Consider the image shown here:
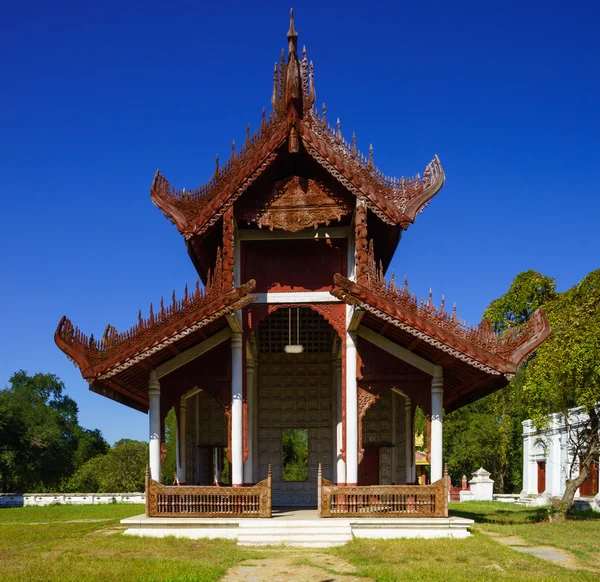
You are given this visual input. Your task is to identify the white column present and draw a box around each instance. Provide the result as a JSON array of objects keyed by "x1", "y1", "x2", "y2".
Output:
[
  {"x1": 231, "y1": 333, "x2": 243, "y2": 486},
  {"x1": 176, "y1": 399, "x2": 187, "y2": 483},
  {"x1": 430, "y1": 368, "x2": 443, "y2": 482},
  {"x1": 521, "y1": 421, "x2": 532, "y2": 495},
  {"x1": 405, "y1": 398, "x2": 414, "y2": 483},
  {"x1": 243, "y1": 359, "x2": 256, "y2": 484},
  {"x1": 548, "y1": 414, "x2": 562, "y2": 497},
  {"x1": 346, "y1": 330, "x2": 358, "y2": 486},
  {"x1": 335, "y1": 358, "x2": 346, "y2": 484},
  {"x1": 148, "y1": 371, "x2": 161, "y2": 482},
  {"x1": 195, "y1": 393, "x2": 201, "y2": 483}
]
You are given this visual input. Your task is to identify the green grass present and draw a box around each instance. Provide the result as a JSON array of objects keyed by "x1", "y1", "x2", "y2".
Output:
[
  {"x1": 1, "y1": 502, "x2": 599, "y2": 581},
  {"x1": 448, "y1": 501, "x2": 600, "y2": 572},
  {"x1": 0, "y1": 504, "x2": 258, "y2": 582}
]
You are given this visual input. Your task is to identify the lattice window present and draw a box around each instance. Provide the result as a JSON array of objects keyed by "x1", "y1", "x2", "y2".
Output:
[{"x1": 258, "y1": 307, "x2": 333, "y2": 353}]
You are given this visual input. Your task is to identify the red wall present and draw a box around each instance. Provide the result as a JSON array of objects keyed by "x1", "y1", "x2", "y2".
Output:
[{"x1": 241, "y1": 238, "x2": 347, "y2": 293}]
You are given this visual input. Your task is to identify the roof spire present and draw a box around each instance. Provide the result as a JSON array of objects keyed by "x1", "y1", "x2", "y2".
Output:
[{"x1": 287, "y1": 8, "x2": 298, "y2": 55}]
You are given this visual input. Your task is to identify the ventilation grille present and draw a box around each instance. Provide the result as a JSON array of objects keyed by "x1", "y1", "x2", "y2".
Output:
[{"x1": 258, "y1": 307, "x2": 333, "y2": 353}]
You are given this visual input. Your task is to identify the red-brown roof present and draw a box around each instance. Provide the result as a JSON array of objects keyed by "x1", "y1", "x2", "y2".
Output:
[
  {"x1": 151, "y1": 12, "x2": 444, "y2": 241},
  {"x1": 55, "y1": 253, "x2": 257, "y2": 411},
  {"x1": 331, "y1": 263, "x2": 550, "y2": 410}
]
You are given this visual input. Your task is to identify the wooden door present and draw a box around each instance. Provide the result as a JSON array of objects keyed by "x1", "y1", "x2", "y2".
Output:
[
  {"x1": 579, "y1": 459, "x2": 599, "y2": 497},
  {"x1": 537, "y1": 461, "x2": 546, "y2": 494},
  {"x1": 358, "y1": 447, "x2": 380, "y2": 486}
]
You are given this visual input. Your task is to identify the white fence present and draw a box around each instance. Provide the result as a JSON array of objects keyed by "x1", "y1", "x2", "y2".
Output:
[{"x1": 0, "y1": 493, "x2": 145, "y2": 508}]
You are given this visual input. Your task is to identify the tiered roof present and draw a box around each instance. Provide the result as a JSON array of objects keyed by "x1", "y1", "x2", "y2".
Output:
[
  {"x1": 332, "y1": 244, "x2": 550, "y2": 409},
  {"x1": 151, "y1": 9, "x2": 445, "y2": 241},
  {"x1": 55, "y1": 251, "x2": 256, "y2": 411}
]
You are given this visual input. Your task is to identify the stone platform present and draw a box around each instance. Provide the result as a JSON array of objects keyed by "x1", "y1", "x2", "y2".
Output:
[{"x1": 121, "y1": 508, "x2": 473, "y2": 547}]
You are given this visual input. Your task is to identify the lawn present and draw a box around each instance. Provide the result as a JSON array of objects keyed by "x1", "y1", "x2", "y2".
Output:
[
  {"x1": 0, "y1": 502, "x2": 598, "y2": 581},
  {"x1": 450, "y1": 501, "x2": 600, "y2": 572}
]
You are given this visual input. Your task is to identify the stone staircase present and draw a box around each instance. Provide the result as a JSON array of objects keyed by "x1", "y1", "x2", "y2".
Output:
[{"x1": 237, "y1": 519, "x2": 353, "y2": 547}]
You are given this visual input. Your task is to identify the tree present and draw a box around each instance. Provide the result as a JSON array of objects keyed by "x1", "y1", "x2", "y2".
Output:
[
  {"x1": 162, "y1": 408, "x2": 177, "y2": 484},
  {"x1": 484, "y1": 269, "x2": 600, "y2": 518},
  {"x1": 66, "y1": 440, "x2": 148, "y2": 492},
  {"x1": 0, "y1": 371, "x2": 80, "y2": 492},
  {"x1": 443, "y1": 390, "x2": 524, "y2": 493},
  {"x1": 520, "y1": 270, "x2": 600, "y2": 518}
]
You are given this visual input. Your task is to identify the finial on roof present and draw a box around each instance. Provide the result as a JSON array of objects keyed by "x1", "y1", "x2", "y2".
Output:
[
  {"x1": 352, "y1": 133, "x2": 357, "y2": 157},
  {"x1": 288, "y1": 8, "x2": 297, "y2": 39},
  {"x1": 368, "y1": 144, "x2": 374, "y2": 170}
]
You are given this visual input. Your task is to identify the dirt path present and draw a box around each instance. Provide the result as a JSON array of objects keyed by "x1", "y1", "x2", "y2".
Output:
[{"x1": 221, "y1": 552, "x2": 374, "y2": 582}]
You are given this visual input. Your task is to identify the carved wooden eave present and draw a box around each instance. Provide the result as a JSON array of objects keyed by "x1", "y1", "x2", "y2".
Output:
[
  {"x1": 150, "y1": 11, "x2": 445, "y2": 240},
  {"x1": 55, "y1": 270, "x2": 257, "y2": 381},
  {"x1": 331, "y1": 273, "x2": 550, "y2": 377},
  {"x1": 239, "y1": 175, "x2": 352, "y2": 231}
]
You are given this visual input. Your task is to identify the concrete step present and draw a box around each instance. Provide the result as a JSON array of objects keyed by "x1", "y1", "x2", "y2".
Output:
[{"x1": 237, "y1": 521, "x2": 353, "y2": 547}]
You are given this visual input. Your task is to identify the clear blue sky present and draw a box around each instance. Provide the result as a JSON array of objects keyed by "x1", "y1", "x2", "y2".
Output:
[{"x1": 1, "y1": 1, "x2": 598, "y2": 445}]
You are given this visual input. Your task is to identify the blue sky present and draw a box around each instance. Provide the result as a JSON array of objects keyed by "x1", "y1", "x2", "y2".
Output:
[{"x1": 1, "y1": 1, "x2": 598, "y2": 445}]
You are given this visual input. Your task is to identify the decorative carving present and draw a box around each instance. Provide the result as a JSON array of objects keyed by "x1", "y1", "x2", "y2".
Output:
[
  {"x1": 54, "y1": 254, "x2": 258, "y2": 379},
  {"x1": 146, "y1": 469, "x2": 272, "y2": 517},
  {"x1": 222, "y1": 207, "x2": 235, "y2": 289},
  {"x1": 354, "y1": 204, "x2": 368, "y2": 285},
  {"x1": 240, "y1": 176, "x2": 351, "y2": 232},
  {"x1": 357, "y1": 387, "x2": 379, "y2": 465},
  {"x1": 150, "y1": 14, "x2": 445, "y2": 240},
  {"x1": 331, "y1": 263, "x2": 551, "y2": 376},
  {"x1": 318, "y1": 470, "x2": 448, "y2": 518}
]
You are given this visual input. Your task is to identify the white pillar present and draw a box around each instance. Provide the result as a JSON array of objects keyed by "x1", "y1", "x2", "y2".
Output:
[
  {"x1": 176, "y1": 399, "x2": 187, "y2": 483},
  {"x1": 548, "y1": 414, "x2": 562, "y2": 497},
  {"x1": 521, "y1": 420, "x2": 532, "y2": 495},
  {"x1": 430, "y1": 369, "x2": 443, "y2": 482},
  {"x1": 231, "y1": 333, "x2": 243, "y2": 486},
  {"x1": 346, "y1": 331, "x2": 358, "y2": 486},
  {"x1": 148, "y1": 371, "x2": 161, "y2": 482},
  {"x1": 244, "y1": 359, "x2": 256, "y2": 484},
  {"x1": 335, "y1": 358, "x2": 346, "y2": 484},
  {"x1": 405, "y1": 399, "x2": 414, "y2": 483}
]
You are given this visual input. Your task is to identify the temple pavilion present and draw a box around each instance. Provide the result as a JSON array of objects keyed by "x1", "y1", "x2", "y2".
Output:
[{"x1": 55, "y1": 11, "x2": 549, "y2": 514}]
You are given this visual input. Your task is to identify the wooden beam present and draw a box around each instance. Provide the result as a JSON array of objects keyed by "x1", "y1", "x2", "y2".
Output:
[
  {"x1": 225, "y1": 311, "x2": 243, "y2": 334},
  {"x1": 347, "y1": 307, "x2": 365, "y2": 332},
  {"x1": 156, "y1": 328, "x2": 232, "y2": 380},
  {"x1": 357, "y1": 325, "x2": 439, "y2": 377},
  {"x1": 407, "y1": 337, "x2": 422, "y2": 352}
]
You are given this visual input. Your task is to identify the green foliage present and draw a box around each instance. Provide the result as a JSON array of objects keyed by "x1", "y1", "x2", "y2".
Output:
[
  {"x1": 443, "y1": 391, "x2": 524, "y2": 493},
  {"x1": 161, "y1": 408, "x2": 177, "y2": 484},
  {"x1": 0, "y1": 372, "x2": 82, "y2": 492},
  {"x1": 282, "y1": 428, "x2": 308, "y2": 481},
  {"x1": 65, "y1": 440, "x2": 148, "y2": 492},
  {"x1": 521, "y1": 269, "x2": 600, "y2": 421},
  {"x1": 483, "y1": 270, "x2": 556, "y2": 333}
]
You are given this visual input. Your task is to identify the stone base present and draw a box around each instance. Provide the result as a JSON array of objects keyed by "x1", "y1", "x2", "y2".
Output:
[{"x1": 121, "y1": 513, "x2": 474, "y2": 546}]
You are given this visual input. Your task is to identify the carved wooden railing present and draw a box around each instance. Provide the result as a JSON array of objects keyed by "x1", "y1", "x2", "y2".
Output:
[
  {"x1": 145, "y1": 466, "x2": 272, "y2": 518},
  {"x1": 318, "y1": 464, "x2": 448, "y2": 518}
]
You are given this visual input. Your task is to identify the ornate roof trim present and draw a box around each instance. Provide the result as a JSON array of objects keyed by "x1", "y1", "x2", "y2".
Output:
[
  {"x1": 151, "y1": 12, "x2": 445, "y2": 239},
  {"x1": 331, "y1": 271, "x2": 550, "y2": 376},
  {"x1": 55, "y1": 249, "x2": 257, "y2": 379}
]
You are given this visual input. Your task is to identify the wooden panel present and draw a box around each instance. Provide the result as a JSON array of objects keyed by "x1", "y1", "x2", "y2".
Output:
[
  {"x1": 241, "y1": 239, "x2": 347, "y2": 293},
  {"x1": 537, "y1": 461, "x2": 546, "y2": 494},
  {"x1": 258, "y1": 352, "x2": 333, "y2": 506}
]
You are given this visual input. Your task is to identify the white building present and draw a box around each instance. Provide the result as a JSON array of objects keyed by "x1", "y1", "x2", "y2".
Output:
[{"x1": 522, "y1": 407, "x2": 599, "y2": 505}]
